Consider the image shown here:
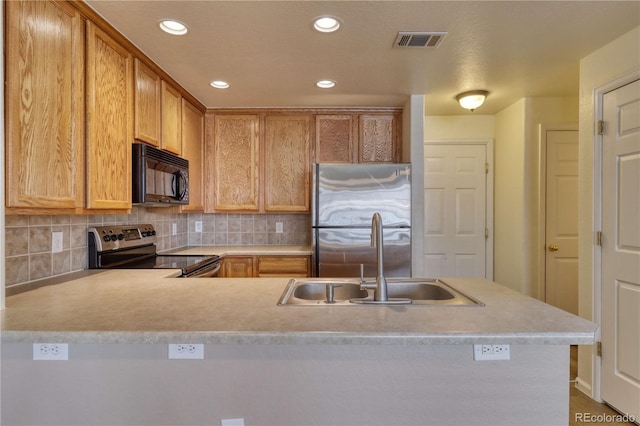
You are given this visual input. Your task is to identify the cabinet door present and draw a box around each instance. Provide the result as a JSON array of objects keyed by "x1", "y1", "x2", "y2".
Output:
[
  {"x1": 161, "y1": 81, "x2": 182, "y2": 155},
  {"x1": 222, "y1": 256, "x2": 255, "y2": 278},
  {"x1": 264, "y1": 115, "x2": 311, "y2": 212},
  {"x1": 85, "y1": 21, "x2": 133, "y2": 210},
  {"x1": 134, "y1": 59, "x2": 161, "y2": 146},
  {"x1": 5, "y1": 0, "x2": 85, "y2": 210},
  {"x1": 212, "y1": 115, "x2": 260, "y2": 211},
  {"x1": 359, "y1": 114, "x2": 400, "y2": 163},
  {"x1": 181, "y1": 100, "x2": 204, "y2": 212},
  {"x1": 257, "y1": 256, "x2": 310, "y2": 277},
  {"x1": 315, "y1": 115, "x2": 355, "y2": 163}
]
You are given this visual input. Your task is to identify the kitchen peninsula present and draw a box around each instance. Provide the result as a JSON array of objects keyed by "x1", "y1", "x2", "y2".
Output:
[{"x1": 1, "y1": 271, "x2": 597, "y2": 426}]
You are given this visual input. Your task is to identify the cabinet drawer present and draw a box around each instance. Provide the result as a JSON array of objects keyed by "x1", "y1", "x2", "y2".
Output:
[{"x1": 257, "y1": 256, "x2": 310, "y2": 277}]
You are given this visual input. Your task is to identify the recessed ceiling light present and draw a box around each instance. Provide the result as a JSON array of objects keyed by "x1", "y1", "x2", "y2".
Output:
[
  {"x1": 158, "y1": 19, "x2": 188, "y2": 36},
  {"x1": 316, "y1": 80, "x2": 336, "y2": 89},
  {"x1": 313, "y1": 16, "x2": 341, "y2": 33},
  {"x1": 210, "y1": 80, "x2": 230, "y2": 89}
]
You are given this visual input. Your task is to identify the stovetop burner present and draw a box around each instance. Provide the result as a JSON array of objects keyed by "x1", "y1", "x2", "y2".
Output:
[{"x1": 88, "y1": 224, "x2": 220, "y2": 277}]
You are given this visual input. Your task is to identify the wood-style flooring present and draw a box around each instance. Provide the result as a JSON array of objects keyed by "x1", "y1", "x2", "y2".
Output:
[{"x1": 569, "y1": 346, "x2": 637, "y2": 426}]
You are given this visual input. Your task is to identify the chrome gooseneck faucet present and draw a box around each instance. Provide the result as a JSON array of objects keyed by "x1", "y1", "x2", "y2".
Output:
[
  {"x1": 370, "y1": 212, "x2": 388, "y2": 301},
  {"x1": 354, "y1": 212, "x2": 411, "y2": 305}
]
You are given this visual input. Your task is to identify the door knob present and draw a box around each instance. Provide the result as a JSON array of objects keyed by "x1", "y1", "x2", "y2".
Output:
[{"x1": 548, "y1": 244, "x2": 559, "y2": 252}]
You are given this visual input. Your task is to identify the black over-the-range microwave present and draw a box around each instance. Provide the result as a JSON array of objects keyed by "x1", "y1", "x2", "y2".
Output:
[{"x1": 132, "y1": 143, "x2": 189, "y2": 206}]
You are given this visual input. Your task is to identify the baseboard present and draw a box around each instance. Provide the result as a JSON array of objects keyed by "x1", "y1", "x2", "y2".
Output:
[{"x1": 575, "y1": 377, "x2": 600, "y2": 401}]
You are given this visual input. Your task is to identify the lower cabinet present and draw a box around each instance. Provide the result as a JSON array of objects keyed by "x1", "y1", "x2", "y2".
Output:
[
  {"x1": 256, "y1": 256, "x2": 310, "y2": 278},
  {"x1": 221, "y1": 256, "x2": 254, "y2": 278},
  {"x1": 221, "y1": 255, "x2": 310, "y2": 278}
]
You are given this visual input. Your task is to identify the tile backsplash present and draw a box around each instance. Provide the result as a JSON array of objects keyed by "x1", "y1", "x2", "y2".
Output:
[{"x1": 4, "y1": 207, "x2": 310, "y2": 289}]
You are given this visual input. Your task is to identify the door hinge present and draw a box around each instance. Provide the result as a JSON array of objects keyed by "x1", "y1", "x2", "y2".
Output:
[
  {"x1": 485, "y1": 228, "x2": 489, "y2": 239},
  {"x1": 596, "y1": 341, "x2": 602, "y2": 357},
  {"x1": 596, "y1": 231, "x2": 603, "y2": 246},
  {"x1": 485, "y1": 162, "x2": 489, "y2": 174},
  {"x1": 597, "y1": 120, "x2": 605, "y2": 135}
]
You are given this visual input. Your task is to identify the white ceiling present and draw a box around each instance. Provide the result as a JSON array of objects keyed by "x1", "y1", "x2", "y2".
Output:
[{"x1": 85, "y1": 1, "x2": 640, "y2": 115}]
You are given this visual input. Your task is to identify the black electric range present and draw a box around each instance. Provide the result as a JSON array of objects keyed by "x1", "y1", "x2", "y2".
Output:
[{"x1": 88, "y1": 224, "x2": 220, "y2": 277}]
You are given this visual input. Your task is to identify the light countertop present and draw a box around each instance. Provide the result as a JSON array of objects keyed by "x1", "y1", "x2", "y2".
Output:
[
  {"x1": 1, "y1": 270, "x2": 598, "y2": 346},
  {"x1": 162, "y1": 245, "x2": 312, "y2": 257}
]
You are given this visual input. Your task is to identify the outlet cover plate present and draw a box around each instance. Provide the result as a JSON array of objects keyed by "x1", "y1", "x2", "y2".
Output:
[
  {"x1": 168, "y1": 344, "x2": 204, "y2": 360},
  {"x1": 473, "y1": 344, "x2": 510, "y2": 361},
  {"x1": 221, "y1": 419, "x2": 245, "y2": 426},
  {"x1": 51, "y1": 231, "x2": 64, "y2": 253},
  {"x1": 33, "y1": 343, "x2": 69, "y2": 361}
]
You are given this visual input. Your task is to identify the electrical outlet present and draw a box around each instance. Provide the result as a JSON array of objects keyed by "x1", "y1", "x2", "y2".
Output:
[
  {"x1": 195, "y1": 221, "x2": 203, "y2": 233},
  {"x1": 51, "y1": 231, "x2": 64, "y2": 254},
  {"x1": 473, "y1": 344, "x2": 510, "y2": 361},
  {"x1": 33, "y1": 343, "x2": 69, "y2": 361},
  {"x1": 172, "y1": 223, "x2": 177, "y2": 236},
  {"x1": 275, "y1": 222, "x2": 283, "y2": 233},
  {"x1": 168, "y1": 344, "x2": 204, "y2": 360},
  {"x1": 221, "y1": 419, "x2": 245, "y2": 426}
]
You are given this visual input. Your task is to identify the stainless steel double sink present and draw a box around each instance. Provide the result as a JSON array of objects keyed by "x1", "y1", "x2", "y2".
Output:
[{"x1": 277, "y1": 278, "x2": 483, "y2": 306}]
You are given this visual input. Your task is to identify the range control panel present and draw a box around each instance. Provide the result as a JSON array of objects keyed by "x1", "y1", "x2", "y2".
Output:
[{"x1": 88, "y1": 224, "x2": 157, "y2": 252}]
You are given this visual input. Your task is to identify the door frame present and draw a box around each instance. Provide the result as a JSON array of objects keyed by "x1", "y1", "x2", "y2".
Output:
[
  {"x1": 423, "y1": 139, "x2": 494, "y2": 280},
  {"x1": 592, "y1": 69, "x2": 640, "y2": 402},
  {"x1": 536, "y1": 123, "x2": 578, "y2": 303}
]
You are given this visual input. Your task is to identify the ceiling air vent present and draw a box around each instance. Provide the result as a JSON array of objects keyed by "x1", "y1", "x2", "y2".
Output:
[{"x1": 394, "y1": 31, "x2": 447, "y2": 48}]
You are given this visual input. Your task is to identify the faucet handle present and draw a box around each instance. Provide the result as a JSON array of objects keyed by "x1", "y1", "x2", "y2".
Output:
[{"x1": 325, "y1": 283, "x2": 343, "y2": 304}]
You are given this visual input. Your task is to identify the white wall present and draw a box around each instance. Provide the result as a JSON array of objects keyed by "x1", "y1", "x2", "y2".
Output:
[
  {"x1": 2, "y1": 342, "x2": 569, "y2": 426},
  {"x1": 424, "y1": 115, "x2": 495, "y2": 140},
  {"x1": 494, "y1": 100, "x2": 527, "y2": 292},
  {"x1": 524, "y1": 97, "x2": 579, "y2": 298},
  {"x1": 404, "y1": 96, "x2": 425, "y2": 277},
  {"x1": 491, "y1": 97, "x2": 578, "y2": 296},
  {"x1": 577, "y1": 25, "x2": 640, "y2": 398},
  {"x1": 1, "y1": 4, "x2": 6, "y2": 310}
]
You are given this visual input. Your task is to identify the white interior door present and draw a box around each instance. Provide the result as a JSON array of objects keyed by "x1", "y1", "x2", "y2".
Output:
[
  {"x1": 601, "y1": 79, "x2": 640, "y2": 420},
  {"x1": 423, "y1": 143, "x2": 488, "y2": 278},
  {"x1": 545, "y1": 129, "x2": 579, "y2": 315}
]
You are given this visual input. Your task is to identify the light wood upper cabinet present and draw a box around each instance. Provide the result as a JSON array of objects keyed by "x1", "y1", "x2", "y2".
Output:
[
  {"x1": 161, "y1": 81, "x2": 182, "y2": 155},
  {"x1": 181, "y1": 100, "x2": 204, "y2": 212},
  {"x1": 314, "y1": 112, "x2": 401, "y2": 164},
  {"x1": 207, "y1": 113, "x2": 312, "y2": 213},
  {"x1": 134, "y1": 59, "x2": 161, "y2": 146},
  {"x1": 314, "y1": 115, "x2": 355, "y2": 163},
  {"x1": 5, "y1": 0, "x2": 85, "y2": 211},
  {"x1": 264, "y1": 115, "x2": 311, "y2": 212},
  {"x1": 359, "y1": 114, "x2": 401, "y2": 163},
  {"x1": 85, "y1": 21, "x2": 133, "y2": 210},
  {"x1": 211, "y1": 114, "x2": 260, "y2": 211}
]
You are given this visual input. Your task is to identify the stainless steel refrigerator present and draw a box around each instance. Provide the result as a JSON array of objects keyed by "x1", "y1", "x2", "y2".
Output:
[{"x1": 312, "y1": 163, "x2": 411, "y2": 278}]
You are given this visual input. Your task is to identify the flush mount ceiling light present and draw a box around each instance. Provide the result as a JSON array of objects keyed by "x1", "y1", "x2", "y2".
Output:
[
  {"x1": 316, "y1": 80, "x2": 336, "y2": 89},
  {"x1": 456, "y1": 90, "x2": 489, "y2": 112},
  {"x1": 313, "y1": 16, "x2": 341, "y2": 33},
  {"x1": 158, "y1": 19, "x2": 188, "y2": 35},
  {"x1": 210, "y1": 80, "x2": 230, "y2": 89}
]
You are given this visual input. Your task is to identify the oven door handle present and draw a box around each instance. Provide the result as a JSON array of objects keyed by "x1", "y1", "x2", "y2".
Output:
[
  {"x1": 187, "y1": 261, "x2": 221, "y2": 278},
  {"x1": 209, "y1": 263, "x2": 221, "y2": 276}
]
